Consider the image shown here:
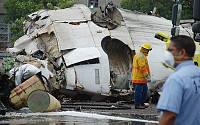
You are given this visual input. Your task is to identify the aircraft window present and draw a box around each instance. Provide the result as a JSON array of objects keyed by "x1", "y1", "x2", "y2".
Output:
[
  {"x1": 95, "y1": 69, "x2": 100, "y2": 84},
  {"x1": 66, "y1": 58, "x2": 100, "y2": 68}
]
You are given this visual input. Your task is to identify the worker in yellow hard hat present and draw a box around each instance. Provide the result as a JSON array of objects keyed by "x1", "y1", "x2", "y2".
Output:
[{"x1": 132, "y1": 43, "x2": 152, "y2": 109}]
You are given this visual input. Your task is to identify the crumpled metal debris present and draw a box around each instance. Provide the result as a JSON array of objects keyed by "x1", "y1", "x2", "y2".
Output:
[{"x1": 4, "y1": 2, "x2": 187, "y2": 106}]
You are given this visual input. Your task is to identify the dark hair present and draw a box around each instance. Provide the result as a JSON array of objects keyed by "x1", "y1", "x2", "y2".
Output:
[{"x1": 170, "y1": 35, "x2": 196, "y2": 57}]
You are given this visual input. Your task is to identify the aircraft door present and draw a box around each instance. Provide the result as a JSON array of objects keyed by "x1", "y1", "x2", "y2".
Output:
[{"x1": 101, "y1": 36, "x2": 134, "y2": 90}]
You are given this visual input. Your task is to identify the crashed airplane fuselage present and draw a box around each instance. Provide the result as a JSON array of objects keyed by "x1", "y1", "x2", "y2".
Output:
[{"x1": 6, "y1": 4, "x2": 191, "y2": 101}]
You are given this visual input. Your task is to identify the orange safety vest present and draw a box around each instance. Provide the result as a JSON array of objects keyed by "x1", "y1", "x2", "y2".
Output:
[{"x1": 132, "y1": 51, "x2": 151, "y2": 83}]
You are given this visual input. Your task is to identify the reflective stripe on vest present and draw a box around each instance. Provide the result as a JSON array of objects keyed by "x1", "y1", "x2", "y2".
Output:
[
  {"x1": 141, "y1": 67, "x2": 149, "y2": 72},
  {"x1": 132, "y1": 66, "x2": 139, "y2": 69},
  {"x1": 133, "y1": 66, "x2": 149, "y2": 72},
  {"x1": 132, "y1": 80, "x2": 147, "y2": 83}
]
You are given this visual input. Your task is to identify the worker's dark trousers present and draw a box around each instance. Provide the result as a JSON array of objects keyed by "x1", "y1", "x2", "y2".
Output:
[{"x1": 134, "y1": 83, "x2": 148, "y2": 108}]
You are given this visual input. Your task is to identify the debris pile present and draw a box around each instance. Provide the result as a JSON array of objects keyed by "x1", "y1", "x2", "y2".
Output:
[
  {"x1": 0, "y1": 3, "x2": 133, "y2": 113},
  {"x1": 0, "y1": 2, "x2": 181, "y2": 114}
]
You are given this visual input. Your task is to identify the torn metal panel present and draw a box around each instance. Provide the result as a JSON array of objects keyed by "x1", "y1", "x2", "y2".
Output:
[
  {"x1": 33, "y1": 23, "x2": 54, "y2": 37},
  {"x1": 39, "y1": 60, "x2": 54, "y2": 78},
  {"x1": 91, "y1": 3, "x2": 122, "y2": 30},
  {"x1": 7, "y1": 35, "x2": 39, "y2": 55},
  {"x1": 28, "y1": 10, "x2": 48, "y2": 20},
  {"x1": 35, "y1": 15, "x2": 52, "y2": 25},
  {"x1": 34, "y1": 17, "x2": 53, "y2": 31},
  {"x1": 39, "y1": 33, "x2": 60, "y2": 58},
  {"x1": 91, "y1": 5, "x2": 133, "y2": 50},
  {"x1": 25, "y1": 10, "x2": 53, "y2": 37},
  {"x1": 25, "y1": 10, "x2": 50, "y2": 35},
  {"x1": 53, "y1": 23, "x2": 76, "y2": 50},
  {"x1": 87, "y1": 22, "x2": 110, "y2": 47},
  {"x1": 69, "y1": 22, "x2": 94, "y2": 48},
  {"x1": 119, "y1": 10, "x2": 173, "y2": 46},
  {"x1": 16, "y1": 55, "x2": 43, "y2": 68},
  {"x1": 14, "y1": 55, "x2": 57, "y2": 90},
  {"x1": 119, "y1": 10, "x2": 174, "y2": 64},
  {"x1": 39, "y1": 60, "x2": 59, "y2": 90},
  {"x1": 53, "y1": 22, "x2": 95, "y2": 51},
  {"x1": 107, "y1": 5, "x2": 123, "y2": 26},
  {"x1": 109, "y1": 24, "x2": 134, "y2": 50},
  {"x1": 47, "y1": 6, "x2": 88, "y2": 22},
  {"x1": 26, "y1": 20, "x2": 53, "y2": 38},
  {"x1": 63, "y1": 47, "x2": 101, "y2": 66},
  {"x1": 25, "y1": 5, "x2": 91, "y2": 39},
  {"x1": 15, "y1": 55, "x2": 54, "y2": 79},
  {"x1": 56, "y1": 56, "x2": 64, "y2": 67}
]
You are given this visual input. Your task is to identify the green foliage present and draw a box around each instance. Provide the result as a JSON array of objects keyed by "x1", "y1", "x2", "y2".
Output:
[
  {"x1": 3, "y1": 0, "x2": 45, "y2": 23},
  {"x1": 3, "y1": 57, "x2": 15, "y2": 71},
  {"x1": 120, "y1": 0, "x2": 193, "y2": 20},
  {"x1": 47, "y1": 3, "x2": 55, "y2": 10},
  {"x1": 57, "y1": 0, "x2": 74, "y2": 9},
  {"x1": 181, "y1": 1, "x2": 193, "y2": 19},
  {"x1": 10, "y1": 17, "x2": 26, "y2": 42},
  {"x1": 3, "y1": 0, "x2": 74, "y2": 41}
]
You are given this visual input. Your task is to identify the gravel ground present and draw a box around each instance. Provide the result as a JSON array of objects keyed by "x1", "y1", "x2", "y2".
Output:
[
  {"x1": 2, "y1": 101, "x2": 160, "y2": 122},
  {"x1": 61, "y1": 102, "x2": 160, "y2": 121}
]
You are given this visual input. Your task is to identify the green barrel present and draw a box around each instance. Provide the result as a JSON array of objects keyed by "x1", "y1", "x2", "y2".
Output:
[{"x1": 27, "y1": 90, "x2": 61, "y2": 112}]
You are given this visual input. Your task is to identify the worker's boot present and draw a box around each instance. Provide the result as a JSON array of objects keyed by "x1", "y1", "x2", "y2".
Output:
[
  {"x1": 135, "y1": 105, "x2": 145, "y2": 109},
  {"x1": 143, "y1": 103, "x2": 149, "y2": 108}
]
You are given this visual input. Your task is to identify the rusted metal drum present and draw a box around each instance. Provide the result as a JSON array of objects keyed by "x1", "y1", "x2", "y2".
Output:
[
  {"x1": 27, "y1": 90, "x2": 61, "y2": 112},
  {"x1": 9, "y1": 75, "x2": 46, "y2": 109}
]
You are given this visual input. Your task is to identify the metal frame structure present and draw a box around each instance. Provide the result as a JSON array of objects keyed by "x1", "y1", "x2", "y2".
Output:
[{"x1": 0, "y1": 23, "x2": 11, "y2": 51}]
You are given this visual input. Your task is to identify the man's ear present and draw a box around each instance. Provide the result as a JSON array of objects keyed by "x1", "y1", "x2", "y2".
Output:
[{"x1": 180, "y1": 49, "x2": 187, "y2": 59}]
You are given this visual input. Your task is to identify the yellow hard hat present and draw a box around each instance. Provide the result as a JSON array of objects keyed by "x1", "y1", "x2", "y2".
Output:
[{"x1": 141, "y1": 43, "x2": 152, "y2": 50}]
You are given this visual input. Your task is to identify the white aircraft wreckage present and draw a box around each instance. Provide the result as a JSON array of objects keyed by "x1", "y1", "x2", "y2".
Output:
[{"x1": 3, "y1": 3, "x2": 192, "y2": 105}]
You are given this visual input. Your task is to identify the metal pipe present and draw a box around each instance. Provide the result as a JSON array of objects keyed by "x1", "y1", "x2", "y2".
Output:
[{"x1": 86, "y1": 0, "x2": 88, "y2": 7}]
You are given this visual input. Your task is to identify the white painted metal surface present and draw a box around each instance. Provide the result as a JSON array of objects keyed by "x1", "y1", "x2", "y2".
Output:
[
  {"x1": 63, "y1": 47, "x2": 101, "y2": 66},
  {"x1": 109, "y1": 22, "x2": 134, "y2": 50},
  {"x1": 118, "y1": 9, "x2": 192, "y2": 91},
  {"x1": 96, "y1": 47, "x2": 111, "y2": 94},
  {"x1": 54, "y1": 23, "x2": 95, "y2": 50},
  {"x1": 6, "y1": 4, "x2": 193, "y2": 97},
  {"x1": 65, "y1": 67, "x2": 76, "y2": 90},
  {"x1": 47, "y1": 5, "x2": 88, "y2": 22},
  {"x1": 7, "y1": 35, "x2": 39, "y2": 54},
  {"x1": 88, "y1": 22, "x2": 110, "y2": 47},
  {"x1": 64, "y1": 47, "x2": 110, "y2": 95}
]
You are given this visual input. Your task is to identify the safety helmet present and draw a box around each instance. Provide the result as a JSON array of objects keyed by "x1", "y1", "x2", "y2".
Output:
[{"x1": 141, "y1": 43, "x2": 152, "y2": 51}]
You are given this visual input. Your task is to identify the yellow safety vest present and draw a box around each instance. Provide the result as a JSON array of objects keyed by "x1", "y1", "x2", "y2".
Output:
[{"x1": 132, "y1": 51, "x2": 151, "y2": 83}]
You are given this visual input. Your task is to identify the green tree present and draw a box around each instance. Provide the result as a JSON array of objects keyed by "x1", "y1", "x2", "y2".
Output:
[
  {"x1": 3, "y1": 0, "x2": 74, "y2": 42},
  {"x1": 120, "y1": 0, "x2": 193, "y2": 20},
  {"x1": 181, "y1": 0, "x2": 193, "y2": 19}
]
